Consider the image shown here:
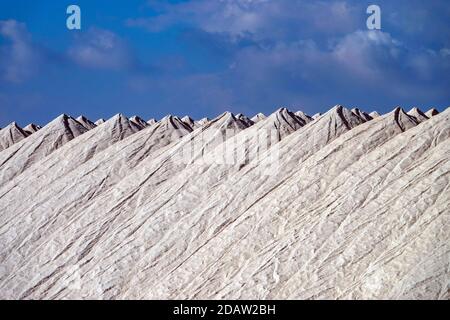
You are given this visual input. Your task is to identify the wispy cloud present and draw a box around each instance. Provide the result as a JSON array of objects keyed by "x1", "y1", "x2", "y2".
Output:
[
  {"x1": 0, "y1": 20, "x2": 41, "y2": 83},
  {"x1": 67, "y1": 28, "x2": 137, "y2": 71}
]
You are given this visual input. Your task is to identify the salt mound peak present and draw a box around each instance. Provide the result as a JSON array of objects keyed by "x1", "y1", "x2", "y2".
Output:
[
  {"x1": 48, "y1": 114, "x2": 88, "y2": 136},
  {"x1": 425, "y1": 108, "x2": 439, "y2": 118},
  {"x1": 196, "y1": 117, "x2": 209, "y2": 126},
  {"x1": 129, "y1": 116, "x2": 149, "y2": 129},
  {"x1": 236, "y1": 113, "x2": 255, "y2": 127},
  {"x1": 95, "y1": 113, "x2": 143, "y2": 140},
  {"x1": 23, "y1": 123, "x2": 41, "y2": 134},
  {"x1": 160, "y1": 115, "x2": 193, "y2": 132},
  {"x1": 317, "y1": 105, "x2": 366, "y2": 131},
  {"x1": 0, "y1": 122, "x2": 30, "y2": 151},
  {"x1": 390, "y1": 107, "x2": 420, "y2": 131},
  {"x1": 207, "y1": 112, "x2": 250, "y2": 131},
  {"x1": 260, "y1": 107, "x2": 306, "y2": 139},
  {"x1": 312, "y1": 113, "x2": 322, "y2": 119},
  {"x1": 369, "y1": 111, "x2": 381, "y2": 118},
  {"x1": 147, "y1": 118, "x2": 157, "y2": 125},
  {"x1": 181, "y1": 116, "x2": 196, "y2": 129},
  {"x1": 351, "y1": 108, "x2": 373, "y2": 122},
  {"x1": 95, "y1": 118, "x2": 106, "y2": 126},
  {"x1": 407, "y1": 107, "x2": 429, "y2": 123},
  {"x1": 76, "y1": 115, "x2": 97, "y2": 130},
  {"x1": 294, "y1": 111, "x2": 313, "y2": 124},
  {"x1": 251, "y1": 113, "x2": 266, "y2": 123}
]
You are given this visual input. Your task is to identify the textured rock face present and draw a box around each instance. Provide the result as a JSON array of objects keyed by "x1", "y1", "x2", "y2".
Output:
[{"x1": 0, "y1": 106, "x2": 448, "y2": 300}]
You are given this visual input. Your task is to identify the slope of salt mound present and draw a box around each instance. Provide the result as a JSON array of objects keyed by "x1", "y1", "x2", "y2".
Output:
[
  {"x1": 0, "y1": 110, "x2": 249, "y2": 233},
  {"x1": 130, "y1": 116, "x2": 149, "y2": 129},
  {"x1": 113, "y1": 106, "x2": 425, "y2": 299},
  {"x1": 23, "y1": 123, "x2": 41, "y2": 135},
  {"x1": 0, "y1": 114, "x2": 88, "y2": 184},
  {"x1": 262, "y1": 108, "x2": 306, "y2": 140},
  {"x1": 369, "y1": 111, "x2": 381, "y2": 118},
  {"x1": 312, "y1": 112, "x2": 322, "y2": 119},
  {"x1": 0, "y1": 113, "x2": 143, "y2": 199},
  {"x1": 147, "y1": 118, "x2": 157, "y2": 125},
  {"x1": 425, "y1": 108, "x2": 439, "y2": 118},
  {"x1": 251, "y1": 113, "x2": 266, "y2": 123},
  {"x1": 181, "y1": 116, "x2": 196, "y2": 129},
  {"x1": 294, "y1": 111, "x2": 313, "y2": 124},
  {"x1": 407, "y1": 107, "x2": 429, "y2": 123},
  {"x1": 393, "y1": 107, "x2": 420, "y2": 131},
  {"x1": 0, "y1": 122, "x2": 29, "y2": 152},
  {"x1": 196, "y1": 117, "x2": 209, "y2": 126},
  {"x1": 0, "y1": 113, "x2": 194, "y2": 227},
  {"x1": 153, "y1": 109, "x2": 448, "y2": 300},
  {"x1": 76, "y1": 116, "x2": 97, "y2": 130},
  {"x1": 160, "y1": 115, "x2": 193, "y2": 133},
  {"x1": 28, "y1": 106, "x2": 372, "y2": 299},
  {"x1": 351, "y1": 108, "x2": 373, "y2": 122},
  {"x1": 236, "y1": 113, "x2": 255, "y2": 127},
  {"x1": 1, "y1": 107, "x2": 446, "y2": 300},
  {"x1": 95, "y1": 118, "x2": 106, "y2": 125}
]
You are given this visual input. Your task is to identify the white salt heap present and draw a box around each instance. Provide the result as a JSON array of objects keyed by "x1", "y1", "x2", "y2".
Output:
[{"x1": 0, "y1": 106, "x2": 448, "y2": 300}]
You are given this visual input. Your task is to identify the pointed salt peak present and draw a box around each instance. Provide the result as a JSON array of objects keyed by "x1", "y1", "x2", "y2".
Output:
[
  {"x1": 107, "y1": 113, "x2": 128, "y2": 124},
  {"x1": 351, "y1": 108, "x2": 373, "y2": 122},
  {"x1": 5, "y1": 121, "x2": 21, "y2": 129},
  {"x1": 390, "y1": 107, "x2": 420, "y2": 130},
  {"x1": 408, "y1": 107, "x2": 425, "y2": 115},
  {"x1": 160, "y1": 114, "x2": 174, "y2": 122},
  {"x1": 270, "y1": 107, "x2": 303, "y2": 120},
  {"x1": 23, "y1": 123, "x2": 41, "y2": 133},
  {"x1": 76, "y1": 115, "x2": 97, "y2": 129},
  {"x1": 95, "y1": 118, "x2": 105, "y2": 125},
  {"x1": 275, "y1": 107, "x2": 291, "y2": 114},
  {"x1": 295, "y1": 110, "x2": 311, "y2": 118},
  {"x1": 213, "y1": 111, "x2": 237, "y2": 123},
  {"x1": 129, "y1": 115, "x2": 149, "y2": 127},
  {"x1": 181, "y1": 116, "x2": 194, "y2": 122},
  {"x1": 407, "y1": 107, "x2": 429, "y2": 119},
  {"x1": 43, "y1": 114, "x2": 88, "y2": 135},
  {"x1": 391, "y1": 107, "x2": 416, "y2": 121},
  {"x1": 108, "y1": 113, "x2": 127, "y2": 123},
  {"x1": 160, "y1": 114, "x2": 193, "y2": 132},
  {"x1": 147, "y1": 118, "x2": 157, "y2": 125},
  {"x1": 326, "y1": 105, "x2": 347, "y2": 117},
  {"x1": 425, "y1": 108, "x2": 439, "y2": 117},
  {"x1": 1, "y1": 122, "x2": 29, "y2": 137},
  {"x1": 130, "y1": 115, "x2": 145, "y2": 122},
  {"x1": 236, "y1": 113, "x2": 255, "y2": 126},
  {"x1": 161, "y1": 114, "x2": 179, "y2": 125},
  {"x1": 369, "y1": 111, "x2": 381, "y2": 118},
  {"x1": 264, "y1": 107, "x2": 307, "y2": 131},
  {"x1": 104, "y1": 113, "x2": 142, "y2": 134},
  {"x1": 57, "y1": 113, "x2": 71, "y2": 120},
  {"x1": 319, "y1": 105, "x2": 367, "y2": 130},
  {"x1": 294, "y1": 110, "x2": 313, "y2": 123},
  {"x1": 312, "y1": 113, "x2": 322, "y2": 119},
  {"x1": 250, "y1": 112, "x2": 266, "y2": 122},
  {"x1": 197, "y1": 117, "x2": 209, "y2": 124},
  {"x1": 76, "y1": 115, "x2": 90, "y2": 122},
  {"x1": 181, "y1": 116, "x2": 195, "y2": 128},
  {"x1": 47, "y1": 114, "x2": 73, "y2": 127}
]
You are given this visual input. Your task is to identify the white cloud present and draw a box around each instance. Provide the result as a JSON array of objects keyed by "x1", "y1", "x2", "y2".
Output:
[
  {"x1": 68, "y1": 28, "x2": 135, "y2": 70},
  {"x1": 129, "y1": 0, "x2": 360, "y2": 40},
  {"x1": 0, "y1": 20, "x2": 40, "y2": 83}
]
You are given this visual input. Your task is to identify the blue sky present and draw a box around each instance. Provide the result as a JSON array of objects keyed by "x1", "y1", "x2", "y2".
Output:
[{"x1": 0, "y1": 0, "x2": 449, "y2": 127}]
